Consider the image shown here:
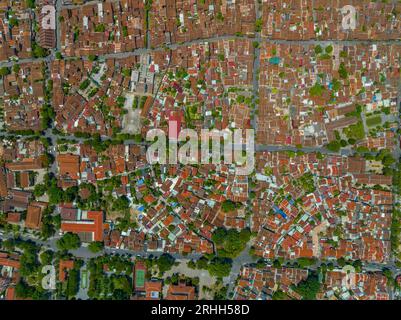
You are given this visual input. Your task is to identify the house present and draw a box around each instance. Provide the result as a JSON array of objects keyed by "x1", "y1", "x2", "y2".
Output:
[
  {"x1": 60, "y1": 211, "x2": 105, "y2": 242},
  {"x1": 38, "y1": 0, "x2": 56, "y2": 49},
  {"x1": 0, "y1": 253, "x2": 20, "y2": 270},
  {"x1": 25, "y1": 201, "x2": 48, "y2": 230},
  {"x1": 57, "y1": 154, "x2": 80, "y2": 180},
  {"x1": 59, "y1": 260, "x2": 75, "y2": 282},
  {"x1": 7, "y1": 212, "x2": 21, "y2": 224},
  {"x1": 5, "y1": 158, "x2": 43, "y2": 171},
  {"x1": 145, "y1": 281, "x2": 162, "y2": 300},
  {"x1": 165, "y1": 282, "x2": 196, "y2": 300}
]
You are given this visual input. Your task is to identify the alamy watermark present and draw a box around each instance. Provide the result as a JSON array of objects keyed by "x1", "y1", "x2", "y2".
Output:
[
  {"x1": 41, "y1": 265, "x2": 56, "y2": 290},
  {"x1": 41, "y1": 5, "x2": 56, "y2": 30},
  {"x1": 146, "y1": 121, "x2": 255, "y2": 175},
  {"x1": 341, "y1": 5, "x2": 357, "y2": 31}
]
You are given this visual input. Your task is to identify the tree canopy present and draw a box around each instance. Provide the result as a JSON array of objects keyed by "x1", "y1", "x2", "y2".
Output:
[
  {"x1": 212, "y1": 227, "x2": 251, "y2": 258},
  {"x1": 57, "y1": 232, "x2": 81, "y2": 251}
]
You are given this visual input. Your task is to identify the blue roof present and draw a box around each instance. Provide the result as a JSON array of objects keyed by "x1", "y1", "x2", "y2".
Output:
[
  {"x1": 273, "y1": 205, "x2": 287, "y2": 219},
  {"x1": 138, "y1": 205, "x2": 145, "y2": 212},
  {"x1": 269, "y1": 57, "x2": 281, "y2": 65},
  {"x1": 137, "y1": 179, "x2": 145, "y2": 186}
]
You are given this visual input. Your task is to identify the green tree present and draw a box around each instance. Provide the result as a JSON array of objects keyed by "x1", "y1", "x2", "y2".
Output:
[
  {"x1": 155, "y1": 254, "x2": 175, "y2": 274},
  {"x1": 221, "y1": 200, "x2": 237, "y2": 212},
  {"x1": 0, "y1": 67, "x2": 10, "y2": 77},
  {"x1": 57, "y1": 232, "x2": 81, "y2": 251},
  {"x1": 33, "y1": 183, "x2": 47, "y2": 197},
  {"x1": 325, "y1": 45, "x2": 333, "y2": 54},
  {"x1": 212, "y1": 228, "x2": 251, "y2": 258},
  {"x1": 112, "y1": 196, "x2": 130, "y2": 211},
  {"x1": 326, "y1": 140, "x2": 341, "y2": 152},
  {"x1": 207, "y1": 257, "x2": 232, "y2": 278},
  {"x1": 338, "y1": 62, "x2": 348, "y2": 79},
  {"x1": 309, "y1": 83, "x2": 325, "y2": 97},
  {"x1": 292, "y1": 273, "x2": 321, "y2": 300},
  {"x1": 314, "y1": 45, "x2": 323, "y2": 54},
  {"x1": 337, "y1": 257, "x2": 346, "y2": 267},
  {"x1": 88, "y1": 241, "x2": 104, "y2": 253},
  {"x1": 40, "y1": 250, "x2": 54, "y2": 265},
  {"x1": 66, "y1": 269, "x2": 80, "y2": 298},
  {"x1": 26, "y1": 0, "x2": 36, "y2": 8}
]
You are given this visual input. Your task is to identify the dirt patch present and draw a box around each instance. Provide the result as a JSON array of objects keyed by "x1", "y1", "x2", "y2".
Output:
[{"x1": 121, "y1": 93, "x2": 141, "y2": 134}]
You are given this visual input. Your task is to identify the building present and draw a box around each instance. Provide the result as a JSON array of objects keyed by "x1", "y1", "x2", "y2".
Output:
[
  {"x1": 165, "y1": 282, "x2": 196, "y2": 300},
  {"x1": 59, "y1": 260, "x2": 75, "y2": 282},
  {"x1": 145, "y1": 281, "x2": 162, "y2": 300},
  {"x1": 25, "y1": 201, "x2": 48, "y2": 230},
  {"x1": 60, "y1": 211, "x2": 105, "y2": 242},
  {"x1": 57, "y1": 154, "x2": 80, "y2": 180}
]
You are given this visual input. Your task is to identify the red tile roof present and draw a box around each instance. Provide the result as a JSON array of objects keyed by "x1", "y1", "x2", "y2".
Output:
[
  {"x1": 59, "y1": 260, "x2": 74, "y2": 282},
  {"x1": 61, "y1": 211, "x2": 104, "y2": 241}
]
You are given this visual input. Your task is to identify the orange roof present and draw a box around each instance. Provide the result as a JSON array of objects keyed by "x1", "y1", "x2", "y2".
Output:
[
  {"x1": 115, "y1": 158, "x2": 125, "y2": 173},
  {"x1": 5, "y1": 158, "x2": 42, "y2": 171},
  {"x1": 0, "y1": 257, "x2": 20, "y2": 269},
  {"x1": 163, "y1": 215, "x2": 174, "y2": 227},
  {"x1": 20, "y1": 171, "x2": 29, "y2": 188},
  {"x1": 61, "y1": 211, "x2": 104, "y2": 241},
  {"x1": 25, "y1": 203, "x2": 46, "y2": 230},
  {"x1": 59, "y1": 260, "x2": 74, "y2": 282},
  {"x1": 121, "y1": 175, "x2": 128, "y2": 185},
  {"x1": 166, "y1": 284, "x2": 196, "y2": 300},
  {"x1": 7, "y1": 212, "x2": 21, "y2": 223},
  {"x1": 57, "y1": 154, "x2": 80, "y2": 180},
  {"x1": 145, "y1": 281, "x2": 162, "y2": 300},
  {"x1": 143, "y1": 194, "x2": 156, "y2": 204},
  {"x1": 5, "y1": 287, "x2": 16, "y2": 300},
  {"x1": 93, "y1": 166, "x2": 106, "y2": 179}
]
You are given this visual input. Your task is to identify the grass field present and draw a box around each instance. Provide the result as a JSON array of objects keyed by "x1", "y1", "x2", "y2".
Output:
[
  {"x1": 344, "y1": 121, "x2": 365, "y2": 140},
  {"x1": 366, "y1": 115, "x2": 382, "y2": 127}
]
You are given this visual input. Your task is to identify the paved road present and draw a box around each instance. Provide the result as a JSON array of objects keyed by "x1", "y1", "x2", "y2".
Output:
[
  {"x1": 1, "y1": 27, "x2": 401, "y2": 68},
  {"x1": 250, "y1": 0, "x2": 261, "y2": 132},
  {"x1": 224, "y1": 241, "x2": 255, "y2": 298},
  {"x1": 0, "y1": 229, "x2": 201, "y2": 261}
]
